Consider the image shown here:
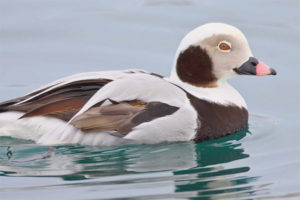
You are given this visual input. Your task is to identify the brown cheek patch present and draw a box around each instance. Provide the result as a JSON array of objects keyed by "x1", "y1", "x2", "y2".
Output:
[{"x1": 176, "y1": 45, "x2": 217, "y2": 87}]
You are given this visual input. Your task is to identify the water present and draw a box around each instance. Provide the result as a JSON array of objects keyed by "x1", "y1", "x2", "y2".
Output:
[{"x1": 0, "y1": 0, "x2": 299, "y2": 199}]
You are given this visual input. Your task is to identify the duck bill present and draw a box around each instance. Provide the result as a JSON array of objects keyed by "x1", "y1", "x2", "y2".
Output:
[{"x1": 234, "y1": 57, "x2": 277, "y2": 76}]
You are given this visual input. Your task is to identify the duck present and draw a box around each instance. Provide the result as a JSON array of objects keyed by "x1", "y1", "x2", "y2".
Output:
[{"x1": 0, "y1": 23, "x2": 276, "y2": 146}]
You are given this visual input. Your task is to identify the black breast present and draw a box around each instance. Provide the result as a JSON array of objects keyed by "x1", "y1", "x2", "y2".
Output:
[{"x1": 187, "y1": 93, "x2": 248, "y2": 142}]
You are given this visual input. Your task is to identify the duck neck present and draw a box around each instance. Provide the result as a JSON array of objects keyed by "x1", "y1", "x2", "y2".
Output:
[{"x1": 167, "y1": 74, "x2": 247, "y2": 109}]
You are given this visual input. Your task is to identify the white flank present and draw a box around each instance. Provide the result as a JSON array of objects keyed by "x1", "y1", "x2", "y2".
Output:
[
  {"x1": 69, "y1": 73, "x2": 188, "y2": 122},
  {"x1": 124, "y1": 100, "x2": 198, "y2": 143}
]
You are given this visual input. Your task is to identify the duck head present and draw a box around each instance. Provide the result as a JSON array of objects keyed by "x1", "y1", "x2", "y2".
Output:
[{"x1": 170, "y1": 23, "x2": 276, "y2": 88}]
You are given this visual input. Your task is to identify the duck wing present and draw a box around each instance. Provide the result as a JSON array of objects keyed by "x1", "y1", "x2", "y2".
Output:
[
  {"x1": 0, "y1": 70, "x2": 150, "y2": 121},
  {"x1": 0, "y1": 79, "x2": 111, "y2": 121},
  {"x1": 71, "y1": 100, "x2": 178, "y2": 135}
]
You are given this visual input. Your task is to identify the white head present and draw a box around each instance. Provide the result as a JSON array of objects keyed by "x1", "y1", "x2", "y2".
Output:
[{"x1": 170, "y1": 23, "x2": 276, "y2": 88}]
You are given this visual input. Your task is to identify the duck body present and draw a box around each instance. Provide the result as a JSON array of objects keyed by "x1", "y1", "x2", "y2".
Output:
[
  {"x1": 0, "y1": 69, "x2": 247, "y2": 145},
  {"x1": 0, "y1": 23, "x2": 275, "y2": 146}
]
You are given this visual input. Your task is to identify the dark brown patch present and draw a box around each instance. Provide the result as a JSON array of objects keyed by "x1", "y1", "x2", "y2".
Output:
[
  {"x1": 176, "y1": 45, "x2": 217, "y2": 87},
  {"x1": 0, "y1": 79, "x2": 112, "y2": 121},
  {"x1": 131, "y1": 102, "x2": 178, "y2": 125},
  {"x1": 186, "y1": 93, "x2": 248, "y2": 142},
  {"x1": 71, "y1": 101, "x2": 179, "y2": 135}
]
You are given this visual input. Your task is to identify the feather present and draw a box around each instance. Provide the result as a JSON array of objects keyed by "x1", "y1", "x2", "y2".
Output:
[
  {"x1": 20, "y1": 97, "x2": 89, "y2": 121},
  {"x1": 71, "y1": 101, "x2": 179, "y2": 135},
  {"x1": 0, "y1": 79, "x2": 112, "y2": 121}
]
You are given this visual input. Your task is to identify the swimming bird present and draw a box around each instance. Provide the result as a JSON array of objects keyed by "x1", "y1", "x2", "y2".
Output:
[{"x1": 0, "y1": 23, "x2": 276, "y2": 146}]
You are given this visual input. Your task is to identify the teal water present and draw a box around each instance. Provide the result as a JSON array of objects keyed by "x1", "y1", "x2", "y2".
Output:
[{"x1": 0, "y1": 0, "x2": 299, "y2": 199}]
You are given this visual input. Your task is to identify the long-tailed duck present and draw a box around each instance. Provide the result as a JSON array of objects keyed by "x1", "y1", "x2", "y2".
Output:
[{"x1": 0, "y1": 23, "x2": 276, "y2": 146}]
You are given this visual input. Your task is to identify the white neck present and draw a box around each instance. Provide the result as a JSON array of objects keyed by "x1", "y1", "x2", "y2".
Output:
[{"x1": 166, "y1": 75, "x2": 247, "y2": 109}]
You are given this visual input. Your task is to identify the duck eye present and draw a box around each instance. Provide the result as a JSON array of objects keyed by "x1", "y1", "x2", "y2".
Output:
[{"x1": 218, "y1": 41, "x2": 231, "y2": 52}]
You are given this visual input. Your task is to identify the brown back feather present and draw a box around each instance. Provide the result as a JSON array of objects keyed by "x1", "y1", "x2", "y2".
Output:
[{"x1": 0, "y1": 79, "x2": 112, "y2": 121}]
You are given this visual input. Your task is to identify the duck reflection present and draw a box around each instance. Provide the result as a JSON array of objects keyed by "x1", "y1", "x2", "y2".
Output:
[
  {"x1": 0, "y1": 128, "x2": 249, "y2": 176},
  {"x1": 0, "y1": 128, "x2": 259, "y2": 198}
]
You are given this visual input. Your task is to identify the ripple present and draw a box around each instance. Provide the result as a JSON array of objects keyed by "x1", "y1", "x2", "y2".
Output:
[{"x1": 0, "y1": 116, "x2": 298, "y2": 199}]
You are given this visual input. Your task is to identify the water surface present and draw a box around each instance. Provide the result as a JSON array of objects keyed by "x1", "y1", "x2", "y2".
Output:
[{"x1": 0, "y1": 0, "x2": 299, "y2": 199}]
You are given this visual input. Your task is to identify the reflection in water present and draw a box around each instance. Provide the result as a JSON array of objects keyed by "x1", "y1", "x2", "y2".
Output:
[{"x1": 0, "y1": 128, "x2": 266, "y2": 199}]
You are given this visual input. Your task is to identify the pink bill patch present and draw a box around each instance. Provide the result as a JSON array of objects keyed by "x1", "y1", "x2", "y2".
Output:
[{"x1": 256, "y1": 61, "x2": 271, "y2": 76}]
